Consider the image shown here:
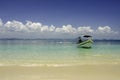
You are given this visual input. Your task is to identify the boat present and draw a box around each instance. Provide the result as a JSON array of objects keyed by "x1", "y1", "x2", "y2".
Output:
[{"x1": 77, "y1": 35, "x2": 93, "y2": 48}]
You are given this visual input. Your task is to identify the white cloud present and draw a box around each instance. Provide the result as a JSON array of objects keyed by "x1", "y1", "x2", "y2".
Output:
[
  {"x1": 41, "y1": 25, "x2": 49, "y2": 32},
  {"x1": 0, "y1": 19, "x2": 5, "y2": 32},
  {"x1": 93, "y1": 26, "x2": 119, "y2": 39},
  {"x1": 97, "y1": 26, "x2": 111, "y2": 33},
  {"x1": 55, "y1": 25, "x2": 76, "y2": 33},
  {"x1": 4, "y1": 20, "x2": 28, "y2": 32},
  {"x1": 0, "y1": 19, "x2": 3, "y2": 27},
  {"x1": 77, "y1": 26, "x2": 93, "y2": 34},
  {"x1": 49, "y1": 25, "x2": 55, "y2": 32},
  {"x1": 0, "y1": 19, "x2": 119, "y2": 39},
  {"x1": 25, "y1": 21, "x2": 42, "y2": 31},
  {"x1": 96, "y1": 26, "x2": 118, "y2": 34},
  {"x1": 41, "y1": 25, "x2": 55, "y2": 32}
]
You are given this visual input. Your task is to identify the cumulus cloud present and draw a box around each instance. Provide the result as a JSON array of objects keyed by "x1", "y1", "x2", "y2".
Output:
[
  {"x1": 77, "y1": 26, "x2": 93, "y2": 34},
  {"x1": 0, "y1": 19, "x2": 3, "y2": 27},
  {"x1": 49, "y1": 25, "x2": 55, "y2": 32},
  {"x1": 93, "y1": 26, "x2": 119, "y2": 39},
  {"x1": 96, "y1": 26, "x2": 118, "y2": 35},
  {"x1": 0, "y1": 19, "x2": 119, "y2": 39},
  {"x1": 25, "y1": 21, "x2": 42, "y2": 31},
  {"x1": 4, "y1": 20, "x2": 28, "y2": 32},
  {"x1": 97, "y1": 26, "x2": 115, "y2": 33},
  {"x1": 55, "y1": 25, "x2": 76, "y2": 33}
]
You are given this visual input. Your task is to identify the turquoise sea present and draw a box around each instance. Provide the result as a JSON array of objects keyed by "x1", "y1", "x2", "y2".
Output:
[{"x1": 0, "y1": 39, "x2": 120, "y2": 67}]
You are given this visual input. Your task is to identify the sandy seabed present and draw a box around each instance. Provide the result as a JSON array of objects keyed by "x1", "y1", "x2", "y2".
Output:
[{"x1": 0, "y1": 64, "x2": 120, "y2": 80}]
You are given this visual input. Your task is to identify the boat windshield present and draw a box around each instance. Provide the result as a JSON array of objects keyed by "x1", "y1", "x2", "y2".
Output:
[{"x1": 82, "y1": 35, "x2": 92, "y2": 41}]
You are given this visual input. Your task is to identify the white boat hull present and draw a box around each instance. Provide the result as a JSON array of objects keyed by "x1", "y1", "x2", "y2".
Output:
[{"x1": 77, "y1": 39, "x2": 93, "y2": 48}]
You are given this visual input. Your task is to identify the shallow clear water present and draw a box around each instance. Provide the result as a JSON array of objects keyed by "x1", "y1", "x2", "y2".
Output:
[{"x1": 0, "y1": 39, "x2": 120, "y2": 66}]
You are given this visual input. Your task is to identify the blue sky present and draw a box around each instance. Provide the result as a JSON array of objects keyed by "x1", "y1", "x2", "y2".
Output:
[{"x1": 0, "y1": 0, "x2": 120, "y2": 39}]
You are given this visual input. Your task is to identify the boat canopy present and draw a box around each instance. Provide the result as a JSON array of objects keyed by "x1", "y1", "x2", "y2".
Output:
[{"x1": 83, "y1": 35, "x2": 92, "y2": 37}]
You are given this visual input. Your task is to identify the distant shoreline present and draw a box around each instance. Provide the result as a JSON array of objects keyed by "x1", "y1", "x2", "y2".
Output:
[{"x1": 0, "y1": 38, "x2": 119, "y2": 41}]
